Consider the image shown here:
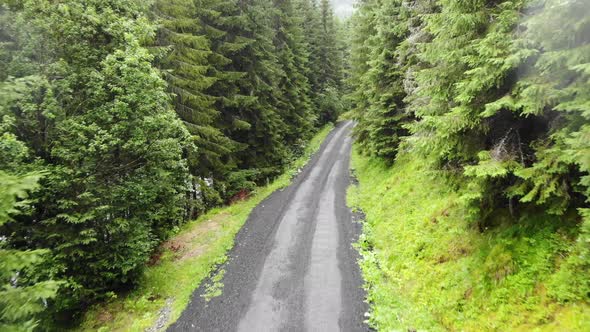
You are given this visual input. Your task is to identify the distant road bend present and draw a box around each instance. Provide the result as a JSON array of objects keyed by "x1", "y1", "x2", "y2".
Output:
[{"x1": 169, "y1": 121, "x2": 368, "y2": 332}]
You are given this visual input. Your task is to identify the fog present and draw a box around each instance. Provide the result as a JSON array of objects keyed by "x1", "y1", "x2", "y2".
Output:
[{"x1": 331, "y1": 0, "x2": 355, "y2": 18}]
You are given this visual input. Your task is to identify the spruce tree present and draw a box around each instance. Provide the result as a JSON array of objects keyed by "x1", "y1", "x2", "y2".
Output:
[
  {"x1": 297, "y1": 0, "x2": 344, "y2": 124},
  {"x1": 156, "y1": 0, "x2": 234, "y2": 176},
  {"x1": 0, "y1": 0, "x2": 191, "y2": 314},
  {"x1": 272, "y1": 0, "x2": 315, "y2": 148},
  {"x1": 350, "y1": 0, "x2": 411, "y2": 160},
  {"x1": 318, "y1": 0, "x2": 341, "y2": 90},
  {"x1": 0, "y1": 171, "x2": 59, "y2": 331},
  {"x1": 297, "y1": 0, "x2": 323, "y2": 110},
  {"x1": 154, "y1": 0, "x2": 240, "y2": 212},
  {"x1": 351, "y1": 0, "x2": 590, "y2": 243},
  {"x1": 348, "y1": 0, "x2": 590, "y2": 323},
  {"x1": 199, "y1": 0, "x2": 291, "y2": 185}
]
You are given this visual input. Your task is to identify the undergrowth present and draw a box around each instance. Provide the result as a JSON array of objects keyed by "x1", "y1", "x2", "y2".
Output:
[
  {"x1": 348, "y1": 146, "x2": 590, "y2": 331},
  {"x1": 75, "y1": 124, "x2": 334, "y2": 331}
]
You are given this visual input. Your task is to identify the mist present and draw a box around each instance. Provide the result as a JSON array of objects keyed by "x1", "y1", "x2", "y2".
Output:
[{"x1": 331, "y1": 0, "x2": 355, "y2": 18}]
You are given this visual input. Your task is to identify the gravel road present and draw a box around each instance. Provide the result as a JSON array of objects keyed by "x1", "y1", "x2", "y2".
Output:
[{"x1": 168, "y1": 121, "x2": 368, "y2": 332}]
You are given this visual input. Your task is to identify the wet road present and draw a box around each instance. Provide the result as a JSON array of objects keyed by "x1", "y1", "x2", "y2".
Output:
[{"x1": 169, "y1": 121, "x2": 367, "y2": 332}]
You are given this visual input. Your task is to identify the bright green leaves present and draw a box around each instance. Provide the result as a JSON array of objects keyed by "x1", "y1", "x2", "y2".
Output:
[
  {"x1": 0, "y1": 172, "x2": 42, "y2": 225},
  {"x1": 408, "y1": 0, "x2": 590, "y2": 220},
  {"x1": 499, "y1": 0, "x2": 590, "y2": 215},
  {"x1": 0, "y1": 172, "x2": 60, "y2": 332},
  {"x1": 0, "y1": 249, "x2": 60, "y2": 332},
  {"x1": 511, "y1": 145, "x2": 573, "y2": 214},
  {"x1": 465, "y1": 151, "x2": 521, "y2": 179}
]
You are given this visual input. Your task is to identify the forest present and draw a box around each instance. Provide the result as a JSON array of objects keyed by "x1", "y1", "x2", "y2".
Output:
[
  {"x1": 0, "y1": 0, "x2": 344, "y2": 329},
  {"x1": 1, "y1": 0, "x2": 589, "y2": 330},
  {"x1": 348, "y1": 0, "x2": 590, "y2": 330}
]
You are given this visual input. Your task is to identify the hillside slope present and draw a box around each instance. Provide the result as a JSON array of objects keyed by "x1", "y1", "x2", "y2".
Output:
[{"x1": 348, "y1": 147, "x2": 590, "y2": 331}]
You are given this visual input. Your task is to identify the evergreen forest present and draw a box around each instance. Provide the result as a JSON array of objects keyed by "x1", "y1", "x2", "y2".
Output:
[
  {"x1": 348, "y1": 0, "x2": 590, "y2": 330},
  {"x1": 1, "y1": 0, "x2": 589, "y2": 330}
]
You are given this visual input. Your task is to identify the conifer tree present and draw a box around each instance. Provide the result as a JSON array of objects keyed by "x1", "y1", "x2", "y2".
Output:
[
  {"x1": 350, "y1": 0, "x2": 411, "y2": 160},
  {"x1": 155, "y1": 0, "x2": 236, "y2": 179},
  {"x1": 272, "y1": 0, "x2": 315, "y2": 147},
  {"x1": 297, "y1": 0, "x2": 323, "y2": 108},
  {"x1": 351, "y1": 0, "x2": 590, "y2": 248},
  {"x1": 0, "y1": 0, "x2": 191, "y2": 314},
  {"x1": 296, "y1": 0, "x2": 344, "y2": 124},
  {"x1": 199, "y1": 0, "x2": 291, "y2": 184},
  {"x1": 0, "y1": 0, "x2": 351, "y2": 324},
  {"x1": 348, "y1": 0, "x2": 378, "y2": 125},
  {"x1": 0, "y1": 171, "x2": 59, "y2": 331},
  {"x1": 154, "y1": 0, "x2": 241, "y2": 212},
  {"x1": 318, "y1": 0, "x2": 341, "y2": 90},
  {"x1": 349, "y1": 0, "x2": 590, "y2": 317}
]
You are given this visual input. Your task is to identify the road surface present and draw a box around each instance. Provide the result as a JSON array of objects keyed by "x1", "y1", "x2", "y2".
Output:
[{"x1": 169, "y1": 121, "x2": 367, "y2": 332}]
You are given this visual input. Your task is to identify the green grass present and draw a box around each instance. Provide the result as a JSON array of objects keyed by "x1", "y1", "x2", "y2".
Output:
[
  {"x1": 76, "y1": 124, "x2": 334, "y2": 332},
  {"x1": 348, "y1": 146, "x2": 590, "y2": 331}
]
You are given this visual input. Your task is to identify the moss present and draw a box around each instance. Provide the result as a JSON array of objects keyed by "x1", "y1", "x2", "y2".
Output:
[{"x1": 350, "y1": 146, "x2": 590, "y2": 331}]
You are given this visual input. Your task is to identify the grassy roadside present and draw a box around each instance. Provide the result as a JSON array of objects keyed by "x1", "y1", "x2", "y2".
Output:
[
  {"x1": 76, "y1": 124, "x2": 334, "y2": 332},
  {"x1": 348, "y1": 146, "x2": 590, "y2": 331}
]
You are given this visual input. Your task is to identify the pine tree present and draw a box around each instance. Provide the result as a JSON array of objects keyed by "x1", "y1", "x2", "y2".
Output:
[
  {"x1": 0, "y1": 77, "x2": 60, "y2": 331},
  {"x1": 199, "y1": 0, "x2": 291, "y2": 186},
  {"x1": 318, "y1": 0, "x2": 341, "y2": 90},
  {"x1": 0, "y1": 0, "x2": 191, "y2": 314},
  {"x1": 348, "y1": 0, "x2": 590, "y2": 322},
  {"x1": 155, "y1": 0, "x2": 235, "y2": 178},
  {"x1": 350, "y1": 0, "x2": 411, "y2": 160},
  {"x1": 154, "y1": 0, "x2": 240, "y2": 212},
  {"x1": 297, "y1": 0, "x2": 344, "y2": 124},
  {"x1": 350, "y1": 0, "x2": 590, "y2": 241},
  {"x1": 0, "y1": 0, "x2": 351, "y2": 324},
  {"x1": 297, "y1": 0, "x2": 323, "y2": 109},
  {"x1": 348, "y1": 0, "x2": 379, "y2": 130},
  {"x1": 272, "y1": 0, "x2": 315, "y2": 148},
  {"x1": 0, "y1": 171, "x2": 60, "y2": 331},
  {"x1": 506, "y1": 0, "x2": 590, "y2": 301}
]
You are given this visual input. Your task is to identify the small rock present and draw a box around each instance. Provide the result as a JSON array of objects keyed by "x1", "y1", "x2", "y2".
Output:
[{"x1": 145, "y1": 298, "x2": 174, "y2": 332}]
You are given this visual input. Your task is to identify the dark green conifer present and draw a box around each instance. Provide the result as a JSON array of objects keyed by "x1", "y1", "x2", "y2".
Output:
[
  {"x1": 272, "y1": 0, "x2": 315, "y2": 147},
  {"x1": 350, "y1": 0, "x2": 411, "y2": 160},
  {"x1": 155, "y1": 0, "x2": 236, "y2": 181},
  {"x1": 0, "y1": 0, "x2": 191, "y2": 315}
]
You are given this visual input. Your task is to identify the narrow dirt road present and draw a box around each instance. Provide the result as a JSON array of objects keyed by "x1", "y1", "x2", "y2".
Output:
[{"x1": 169, "y1": 121, "x2": 367, "y2": 332}]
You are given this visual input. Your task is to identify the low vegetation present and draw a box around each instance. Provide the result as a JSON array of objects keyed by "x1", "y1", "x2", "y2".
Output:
[{"x1": 349, "y1": 148, "x2": 590, "y2": 331}]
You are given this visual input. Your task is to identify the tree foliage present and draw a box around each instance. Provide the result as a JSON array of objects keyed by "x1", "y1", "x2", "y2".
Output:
[
  {"x1": 0, "y1": 170, "x2": 59, "y2": 332},
  {"x1": 1, "y1": 0, "x2": 191, "y2": 320},
  {"x1": 0, "y1": 0, "x2": 344, "y2": 325},
  {"x1": 349, "y1": 0, "x2": 414, "y2": 160},
  {"x1": 349, "y1": 0, "x2": 590, "y2": 302}
]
